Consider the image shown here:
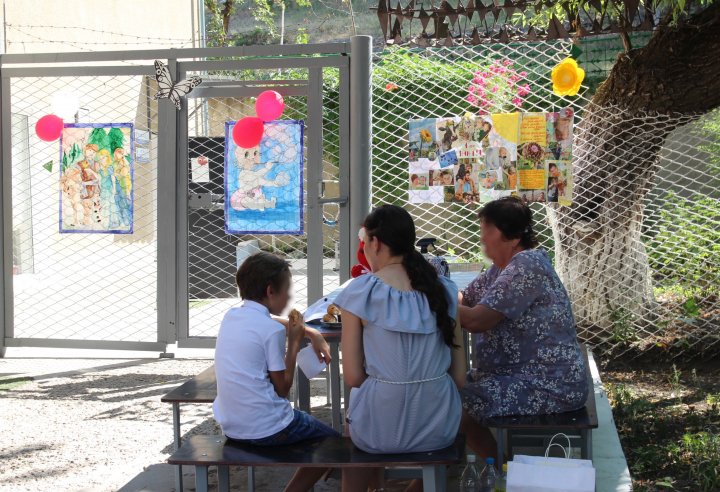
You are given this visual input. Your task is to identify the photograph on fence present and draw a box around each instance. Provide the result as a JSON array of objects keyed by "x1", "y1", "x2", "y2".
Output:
[
  {"x1": 224, "y1": 120, "x2": 304, "y2": 235},
  {"x1": 59, "y1": 123, "x2": 134, "y2": 234},
  {"x1": 408, "y1": 111, "x2": 574, "y2": 205}
]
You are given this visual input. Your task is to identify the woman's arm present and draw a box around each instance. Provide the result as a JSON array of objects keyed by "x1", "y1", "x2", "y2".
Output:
[
  {"x1": 458, "y1": 303, "x2": 505, "y2": 333},
  {"x1": 448, "y1": 309, "x2": 467, "y2": 389},
  {"x1": 341, "y1": 310, "x2": 367, "y2": 388}
]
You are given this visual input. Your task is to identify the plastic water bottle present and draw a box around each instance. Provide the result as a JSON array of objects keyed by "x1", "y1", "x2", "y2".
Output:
[
  {"x1": 459, "y1": 454, "x2": 481, "y2": 492},
  {"x1": 479, "y1": 457, "x2": 498, "y2": 492},
  {"x1": 494, "y1": 463, "x2": 508, "y2": 492}
]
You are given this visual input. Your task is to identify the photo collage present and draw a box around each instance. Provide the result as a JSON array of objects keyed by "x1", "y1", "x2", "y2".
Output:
[{"x1": 408, "y1": 109, "x2": 573, "y2": 205}]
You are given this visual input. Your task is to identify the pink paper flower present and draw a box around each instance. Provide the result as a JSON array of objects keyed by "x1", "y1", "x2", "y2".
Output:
[{"x1": 466, "y1": 58, "x2": 532, "y2": 113}]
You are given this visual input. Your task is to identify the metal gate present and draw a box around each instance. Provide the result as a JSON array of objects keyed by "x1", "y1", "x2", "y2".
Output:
[{"x1": 0, "y1": 38, "x2": 371, "y2": 354}]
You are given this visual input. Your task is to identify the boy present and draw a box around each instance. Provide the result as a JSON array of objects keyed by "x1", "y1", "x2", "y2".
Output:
[{"x1": 214, "y1": 252, "x2": 339, "y2": 488}]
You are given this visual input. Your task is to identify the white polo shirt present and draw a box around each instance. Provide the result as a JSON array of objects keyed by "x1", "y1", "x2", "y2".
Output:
[{"x1": 213, "y1": 300, "x2": 294, "y2": 439}]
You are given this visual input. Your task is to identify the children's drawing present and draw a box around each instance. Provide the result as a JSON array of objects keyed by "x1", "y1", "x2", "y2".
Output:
[
  {"x1": 59, "y1": 123, "x2": 133, "y2": 234},
  {"x1": 225, "y1": 120, "x2": 303, "y2": 234}
]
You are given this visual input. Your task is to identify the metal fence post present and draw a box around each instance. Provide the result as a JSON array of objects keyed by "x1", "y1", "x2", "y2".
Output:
[
  {"x1": 0, "y1": 65, "x2": 12, "y2": 358},
  {"x1": 349, "y1": 35, "x2": 372, "y2": 256},
  {"x1": 307, "y1": 67, "x2": 324, "y2": 303},
  {"x1": 157, "y1": 58, "x2": 180, "y2": 349}
]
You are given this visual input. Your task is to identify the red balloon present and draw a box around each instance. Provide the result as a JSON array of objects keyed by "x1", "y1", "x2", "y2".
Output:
[
  {"x1": 255, "y1": 90, "x2": 284, "y2": 122},
  {"x1": 232, "y1": 117, "x2": 264, "y2": 149},
  {"x1": 35, "y1": 114, "x2": 64, "y2": 142}
]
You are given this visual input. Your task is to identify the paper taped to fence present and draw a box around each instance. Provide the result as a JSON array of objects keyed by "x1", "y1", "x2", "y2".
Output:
[
  {"x1": 407, "y1": 110, "x2": 573, "y2": 205},
  {"x1": 59, "y1": 123, "x2": 134, "y2": 234},
  {"x1": 224, "y1": 120, "x2": 304, "y2": 235}
]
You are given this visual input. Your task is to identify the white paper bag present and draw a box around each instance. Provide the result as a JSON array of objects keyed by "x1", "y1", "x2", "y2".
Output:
[
  {"x1": 506, "y1": 433, "x2": 595, "y2": 492},
  {"x1": 296, "y1": 344, "x2": 327, "y2": 379}
]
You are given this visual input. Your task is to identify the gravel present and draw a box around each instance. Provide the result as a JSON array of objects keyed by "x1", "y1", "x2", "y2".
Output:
[{"x1": 0, "y1": 357, "x2": 343, "y2": 491}]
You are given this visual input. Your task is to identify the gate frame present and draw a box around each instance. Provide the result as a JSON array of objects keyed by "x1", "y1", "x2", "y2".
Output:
[{"x1": 0, "y1": 37, "x2": 372, "y2": 355}]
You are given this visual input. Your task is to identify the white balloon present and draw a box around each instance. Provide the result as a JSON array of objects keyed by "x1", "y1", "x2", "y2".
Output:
[{"x1": 51, "y1": 92, "x2": 81, "y2": 121}]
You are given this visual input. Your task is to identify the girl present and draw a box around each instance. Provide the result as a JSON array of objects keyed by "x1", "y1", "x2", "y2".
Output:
[{"x1": 334, "y1": 205, "x2": 466, "y2": 492}]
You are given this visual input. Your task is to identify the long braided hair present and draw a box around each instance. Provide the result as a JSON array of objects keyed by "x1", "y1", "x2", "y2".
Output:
[{"x1": 363, "y1": 205, "x2": 457, "y2": 347}]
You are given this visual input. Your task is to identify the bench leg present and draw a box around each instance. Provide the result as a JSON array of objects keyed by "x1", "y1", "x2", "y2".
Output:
[
  {"x1": 581, "y1": 428, "x2": 593, "y2": 461},
  {"x1": 195, "y1": 465, "x2": 209, "y2": 492},
  {"x1": 172, "y1": 403, "x2": 183, "y2": 492},
  {"x1": 297, "y1": 366, "x2": 311, "y2": 413},
  {"x1": 421, "y1": 465, "x2": 446, "y2": 492},
  {"x1": 496, "y1": 428, "x2": 505, "y2": 471},
  {"x1": 248, "y1": 466, "x2": 255, "y2": 492},
  {"x1": 218, "y1": 465, "x2": 230, "y2": 492},
  {"x1": 330, "y1": 342, "x2": 342, "y2": 431}
]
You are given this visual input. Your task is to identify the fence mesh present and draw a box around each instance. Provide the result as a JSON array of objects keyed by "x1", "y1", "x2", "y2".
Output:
[
  {"x1": 370, "y1": 36, "x2": 720, "y2": 360},
  {"x1": 184, "y1": 68, "x2": 342, "y2": 339},
  {"x1": 10, "y1": 74, "x2": 159, "y2": 343}
]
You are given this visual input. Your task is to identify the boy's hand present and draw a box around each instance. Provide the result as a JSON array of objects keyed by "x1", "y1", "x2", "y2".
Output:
[{"x1": 287, "y1": 309, "x2": 305, "y2": 345}]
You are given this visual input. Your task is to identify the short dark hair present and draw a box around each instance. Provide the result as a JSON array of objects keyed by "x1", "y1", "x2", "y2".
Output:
[
  {"x1": 478, "y1": 196, "x2": 539, "y2": 249},
  {"x1": 235, "y1": 252, "x2": 291, "y2": 301}
]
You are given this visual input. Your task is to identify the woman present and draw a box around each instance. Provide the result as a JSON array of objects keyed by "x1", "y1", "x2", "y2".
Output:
[
  {"x1": 458, "y1": 196, "x2": 588, "y2": 458},
  {"x1": 333, "y1": 204, "x2": 466, "y2": 492}
]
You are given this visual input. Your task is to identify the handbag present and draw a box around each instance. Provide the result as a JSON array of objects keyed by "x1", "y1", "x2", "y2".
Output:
[{"x1": 507, "y1": 433, "x2": 596, "y2": 492}]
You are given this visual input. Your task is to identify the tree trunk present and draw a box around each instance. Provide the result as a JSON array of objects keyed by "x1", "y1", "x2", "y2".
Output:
[{"x1": 550, "y1": 4, "x2": 720, "y2": 342}]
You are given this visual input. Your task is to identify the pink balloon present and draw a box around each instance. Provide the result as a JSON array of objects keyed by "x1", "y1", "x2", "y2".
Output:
[
  {"x1": 255, "y1": 90, "x2": 284, "y2": 122},
  {"x1": 232, "y1": 117, "x2": 264, "y2": 149},
  {"x1": 35, "y1": 114, "x2": 64, "y2": 142}
]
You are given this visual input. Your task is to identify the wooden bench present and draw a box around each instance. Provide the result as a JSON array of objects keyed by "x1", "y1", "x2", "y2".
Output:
[
  {"x1": 168, "y1": 434, "x2": 463, "y2": 492},
  {"x1": 478, "y1": 345, "x2": 599, "y2": 469}
]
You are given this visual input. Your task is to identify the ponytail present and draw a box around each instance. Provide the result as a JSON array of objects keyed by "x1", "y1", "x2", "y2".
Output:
[{"x1": 401, "y1": 249, "x2": 457, "y2": 348}]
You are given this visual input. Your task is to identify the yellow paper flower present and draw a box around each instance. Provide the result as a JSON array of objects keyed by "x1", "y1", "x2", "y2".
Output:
[
  {"x1": 551, "y1": 58, "x2": 585, "y2": 96},
  {"x1": 419, "y1": 129, "x2": 433, "y2": 143}
]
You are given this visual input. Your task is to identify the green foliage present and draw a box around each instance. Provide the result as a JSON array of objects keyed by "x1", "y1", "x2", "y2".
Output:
[
  {"x1": 607, "y1": 375, "x2": 720, "y2": 491},
  {"x1": 87, "y1": 128, "x2": 109, "y2": 151},
  {"x1": 645, "y1": 193, "x2": 720, "y2": 292},
  {"x1": 204, "y1": 0, "x2": 310, "y2": 46},
  {"x1": 227, "y1": 28, "x2": 276, "y2": 46},
  {"x1": 204, "y1": 0, "x2": 233, "y2": 47},
  {"x1": 370, "y1": 48, "x2": 475, "y2": 204},
  {"x1": 681, "y1": 432, "x2": 720, "y2": 490},
  {"x1": 62, "y1": 143, "x2": 83, "y2": 172},
  {"x1": 608, "y1": 304, "x2": 638, "y2": 343},
  {"x1": 697, "y1": 108, "x2": 720, "y2": 176},
  {"x1": 511, "y1": 0, "x2": 716, "y2": 30},
  {"x1": 108, "y1": 128, "x2": 125, "y2": 154},
  {"x1": 295, "y1": 27, "x2": 309, "y2": 45}
]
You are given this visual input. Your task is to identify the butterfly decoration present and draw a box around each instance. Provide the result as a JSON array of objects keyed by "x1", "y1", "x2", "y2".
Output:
[{"x1": 153, "y1": 60, "x2": 202, "y2": 111}]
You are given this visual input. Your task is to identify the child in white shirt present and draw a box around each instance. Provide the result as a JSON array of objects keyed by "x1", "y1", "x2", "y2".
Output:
[{"x1": 213, "y1": 252, "x2": 339, "y2": 490}]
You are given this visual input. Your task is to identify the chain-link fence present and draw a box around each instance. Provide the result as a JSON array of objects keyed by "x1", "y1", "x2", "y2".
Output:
[
  {"x1": 370, "y1": 36, "x2": 720, "y2": 360},
  {"x1": 183, "y1": 68, "x2": 344, "y2": 340},
  {"x1": 9, "y1": 73, "x2": 160, "y2": 345},
  {"x1": 3, "y1": 45, "x2": 355, "y2": 352}
]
